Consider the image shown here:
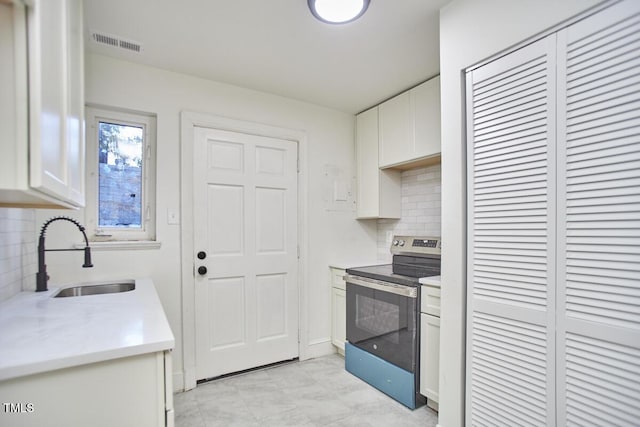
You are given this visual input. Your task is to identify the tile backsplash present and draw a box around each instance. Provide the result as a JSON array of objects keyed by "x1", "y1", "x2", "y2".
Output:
[
  {"x1": 0, "y1": 208, "x2": 37, "y2": 302},
  {"x1": 377, "y1": 164, "x2": 441, "y2": 262}
]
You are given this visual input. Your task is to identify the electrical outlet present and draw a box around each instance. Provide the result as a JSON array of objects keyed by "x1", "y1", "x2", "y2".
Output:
[{"x1": 386, "y1": 230, "x2": 393, "y2": 243}]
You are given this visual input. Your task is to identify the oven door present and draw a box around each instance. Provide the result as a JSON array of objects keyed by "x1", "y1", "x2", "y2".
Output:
[{"x1": 345, "y1": 274, "x2": 419, "y2": 373}]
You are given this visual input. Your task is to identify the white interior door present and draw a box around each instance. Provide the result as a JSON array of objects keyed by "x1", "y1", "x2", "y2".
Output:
[
  {"x1": 466, "y1": 34, "x2": 557, "y2": 426},
  {"x1": 193, "y1": 126, "x2": 299, "y2": 380},
  {"x1": 556, "y1": 2, "x2": 640, "y2": 425}
]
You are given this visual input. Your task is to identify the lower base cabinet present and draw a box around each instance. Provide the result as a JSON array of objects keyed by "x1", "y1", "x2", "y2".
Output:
[
  {"x1": 420, "y1": 313, "x2": 440, "y2": 410},
  {"x1": 420, "y1": 284, "x2": 441, "y2": 411},
  {"x1": 330, "y1": 267, "x2": 346, "y2": 354},
  {"x1": 0, "y1": 351, "x2": 174, "y2": 427}
]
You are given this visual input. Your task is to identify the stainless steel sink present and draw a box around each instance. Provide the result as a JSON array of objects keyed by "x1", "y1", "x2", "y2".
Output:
[{"x1": 53, "y1": 281, "x2": 135, "y2": 298}]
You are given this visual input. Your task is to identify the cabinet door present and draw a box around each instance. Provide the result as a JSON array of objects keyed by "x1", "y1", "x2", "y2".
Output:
[
  {"x1": 65, "y1": 0, "x2": 84, "y2": 206},
  {"x1": 412, "y1": 77, "x2": 441, "y2": 159},
  {"x1": 356, "y1": 107, "x2": 402, "y2": 219},
  {"x1": 555, "y1": 2, "x2": 640, "y2": 425},
  {"x1": 0, "y1": 353, "x2": 166, "y2": 427},
  {"x1": 0, "y1": 2, "x2": 28, "y2": 192},
  {"x1": 379, "y1": 91, "x2": 411, "y2": 167},
  {"x1": 466, "y1": 35, "x2": 557, "y2": 427},
  {"x1": 28, "y1": 0, "x2": 69, "y2": 199},
  {"x1": 331, "y1": 287, "x2": 346, "y2": 352},
  {"x1": 356, "y1": 108, "x2": 380, "y2": 217},
  {"x1": 420, "y1": 313, "x2": 440, "y2": 402},
  {"x1": 26, "y1": 0, "x2": 84, "y2": 207}
]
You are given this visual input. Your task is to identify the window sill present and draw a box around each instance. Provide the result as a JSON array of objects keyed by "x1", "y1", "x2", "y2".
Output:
[{"x1": 74, "y1": 241, "x2": 162, "y2": 251}]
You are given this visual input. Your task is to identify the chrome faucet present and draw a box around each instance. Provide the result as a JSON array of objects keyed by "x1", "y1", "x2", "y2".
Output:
[{"x1": 36, "y1": 216, "x2": 93, "y2": 292}]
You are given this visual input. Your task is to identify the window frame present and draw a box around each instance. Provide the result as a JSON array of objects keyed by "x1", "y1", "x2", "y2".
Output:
[{"x1": 85, "y1": 106, "x2": 157, "y2": 242}]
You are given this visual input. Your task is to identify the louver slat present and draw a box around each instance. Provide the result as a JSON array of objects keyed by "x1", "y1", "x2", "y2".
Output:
[
  {"x1": 467, "y1": 35, "x2": 555, "y2": 426},
  {"x1": 557, "y1": 3, "x2": 640, "y2": 426},
  {"x1": 561, "y1": 6, "x2": 640, "y2": 332}
]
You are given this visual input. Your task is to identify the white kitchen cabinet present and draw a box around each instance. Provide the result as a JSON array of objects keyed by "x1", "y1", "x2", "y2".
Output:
[
  {"x1": 420, "y1": 284, "x2": 440, "y2": 410},
  {"x1": 412, "y1": 77, "x2": 441, "y2": 160},
  {"x1": 0, "y1": 0, "x2": 85, "y2": 208},
  {"x1": 0, "y1": 351, "x2": 174, "y2": 427},
  {"x1": 379, "y1": 76, "x2": 441, "y2": 168},
  {"x1": 355, "y1": 107, "x2": 401, "y2": 219},
  {"x1": 379, "y1": 91, "x2": 412, "y2": 167},
  {"x1": 330, "y1": 267, "x2": 347, "y2": 354},
  {"x1": 420, "y1": 313, "x2": 440, "y2": 409}
]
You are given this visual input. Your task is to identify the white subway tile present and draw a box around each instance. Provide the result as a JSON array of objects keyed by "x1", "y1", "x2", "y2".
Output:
[
  {"x1": 376, "y1": 164, "x2": 441, "y2": 253},
  {"x1": 0, "y1": 208, "x2": 36, "y2": 302}
]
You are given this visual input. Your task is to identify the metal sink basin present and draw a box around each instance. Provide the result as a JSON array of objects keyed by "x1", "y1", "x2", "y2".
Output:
[{"x1": 53, "y1": 281, "x2": 135, "y2": 298}]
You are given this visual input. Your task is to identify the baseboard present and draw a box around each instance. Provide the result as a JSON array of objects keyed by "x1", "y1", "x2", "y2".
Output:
[
  {"x1": 303, "y1": 338, "x2": 335, "y2": 360},
  {"x1": 175, "y1": 340, "x2": 335, "y2": 391},
  {"x1": 173, "y1": 372, "x2": 184, "y2": 392}
]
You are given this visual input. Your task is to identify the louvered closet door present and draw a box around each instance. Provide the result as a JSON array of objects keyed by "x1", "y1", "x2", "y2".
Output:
[
  {"x1": 466, "y1": 35, "x2": 557, "y2": 427},
  {"x1": 556, "y1": 2, "x2": 640, "y2": 426}
]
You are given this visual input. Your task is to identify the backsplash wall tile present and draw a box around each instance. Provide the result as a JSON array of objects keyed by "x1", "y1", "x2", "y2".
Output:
[
  {"x1": 377, "y1": 164, "x2": 441, "y2": 262},
  {"x1": 0, "y1": 208, "x2": 37, "y2": 302}
]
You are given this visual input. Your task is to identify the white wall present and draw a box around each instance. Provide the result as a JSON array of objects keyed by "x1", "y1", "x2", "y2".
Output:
[
  {"x1": 376, "y1": 164, "x2": 441, "y2": 262},
  {"x1": 438, "y1": 0, "x2": 602, "y2": 426},
  {"x1": 36, "y1": 53, "x2": 378, "y2": 389}
]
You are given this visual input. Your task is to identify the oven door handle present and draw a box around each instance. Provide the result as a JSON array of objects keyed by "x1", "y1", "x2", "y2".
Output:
[{"x1": 344, "y1": 275, "x2": 418, "y2": 298}]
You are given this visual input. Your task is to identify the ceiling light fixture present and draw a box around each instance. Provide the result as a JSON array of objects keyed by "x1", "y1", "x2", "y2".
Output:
[{"x1": 308, "y1": 0, "x2": 370, "y2": 24}]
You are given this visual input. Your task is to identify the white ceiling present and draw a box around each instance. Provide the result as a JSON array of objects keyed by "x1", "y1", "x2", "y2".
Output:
[{"x1": 84, "y1": 0, "x2": 450, "y2": 114}]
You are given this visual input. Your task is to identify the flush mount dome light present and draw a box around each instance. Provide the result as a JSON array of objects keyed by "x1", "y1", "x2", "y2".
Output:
[{"x1": 308, "y1": 0, "x2": 370, "y2": 24}]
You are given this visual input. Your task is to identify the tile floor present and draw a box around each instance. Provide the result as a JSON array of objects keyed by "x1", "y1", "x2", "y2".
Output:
[{"x1": 174, "y1": 354, "x2": 439, "y2": 426}]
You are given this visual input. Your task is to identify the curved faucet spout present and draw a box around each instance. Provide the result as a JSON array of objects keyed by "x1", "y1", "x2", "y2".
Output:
[{"x1": 36, "y1": 217, "x2": 94, "y2": 292}]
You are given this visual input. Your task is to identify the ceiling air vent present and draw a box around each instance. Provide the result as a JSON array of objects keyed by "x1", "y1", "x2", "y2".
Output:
[{"x1": 91, "y1": 31, "x2": 142, "y2": 53}]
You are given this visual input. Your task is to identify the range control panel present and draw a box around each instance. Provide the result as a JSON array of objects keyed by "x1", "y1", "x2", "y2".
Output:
[{"x1": 390, "y1": 236, "x2": 441, "y2": 256}]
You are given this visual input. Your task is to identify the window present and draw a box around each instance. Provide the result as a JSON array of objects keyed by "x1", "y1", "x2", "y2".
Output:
[{"x1": 85, "y1": 106, "x2": 156, "y2": 242}]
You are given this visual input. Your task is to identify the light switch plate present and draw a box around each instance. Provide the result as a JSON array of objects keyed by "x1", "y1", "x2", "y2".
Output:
[{"x1": 167, "y1": 209, "x2": 179, "y2": 225}]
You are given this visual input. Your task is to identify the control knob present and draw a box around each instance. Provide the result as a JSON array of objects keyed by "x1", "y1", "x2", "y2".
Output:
[{"x1": 392, "y1": 240, "x2": 399, "y2": 246}]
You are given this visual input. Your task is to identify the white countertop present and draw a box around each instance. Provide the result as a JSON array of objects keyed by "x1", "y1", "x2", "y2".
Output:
[
  {"x1": 0, "y1": 278, "x2": 174, "y2": 381},
  {"x1": 419, "y1": 275, "x2": 441, "y2": 287},
  {"x1": 329, "y1": 260, "x2": 384, "y2": 270}
]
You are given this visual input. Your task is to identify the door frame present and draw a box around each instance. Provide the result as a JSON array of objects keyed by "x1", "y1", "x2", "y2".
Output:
[{"x1": 179, "y1": 111, "x2": 309, "y2": 391}]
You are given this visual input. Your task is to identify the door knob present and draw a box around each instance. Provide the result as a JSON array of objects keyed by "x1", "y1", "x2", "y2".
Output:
[
  {"x1": 197, "y1": 251, "x2": 206, "y2": 260},
  {"x1": 197, "y1": 266, "x2": 207, "y2": 275}
]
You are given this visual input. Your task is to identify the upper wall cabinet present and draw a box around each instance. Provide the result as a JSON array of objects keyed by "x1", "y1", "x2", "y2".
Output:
[
  {"x1": 0, "y1": 0, "x2": 85, "y2": 208},
  {"x1": 356, "y1": 107, "x2": 401, "y2": 219},
  {"x1": 379, "y1": 76, "x2": 441, "y2": 168}
]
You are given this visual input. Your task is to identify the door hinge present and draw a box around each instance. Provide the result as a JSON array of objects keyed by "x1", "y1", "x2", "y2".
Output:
[
  {"x1": 297, "y1": 245, "x2": 300, "y2": 259},
  {"x1": 297, "y1": 156, "x2": 300, "y2": 173}
]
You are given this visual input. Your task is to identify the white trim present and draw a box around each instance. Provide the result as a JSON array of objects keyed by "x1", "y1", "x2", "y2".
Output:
[
  {"x1": 84, "y1": 106, "x2": 157, "y2": 242},
  {"x1": 304, "y1": 338, "x2": 335, "y2": 360},
  {"x1": 179, "y1": 111, "x2": 309, "y2": 390},
  {"x1": 464, "y1": 0, "x2": 616, "y2": 74},
  {"x1": 172, "y1": 372, "x2": 184, "y2": 393},
  {"x1": 74, "y1": 240, "x2": 161, "y2": 250}
]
